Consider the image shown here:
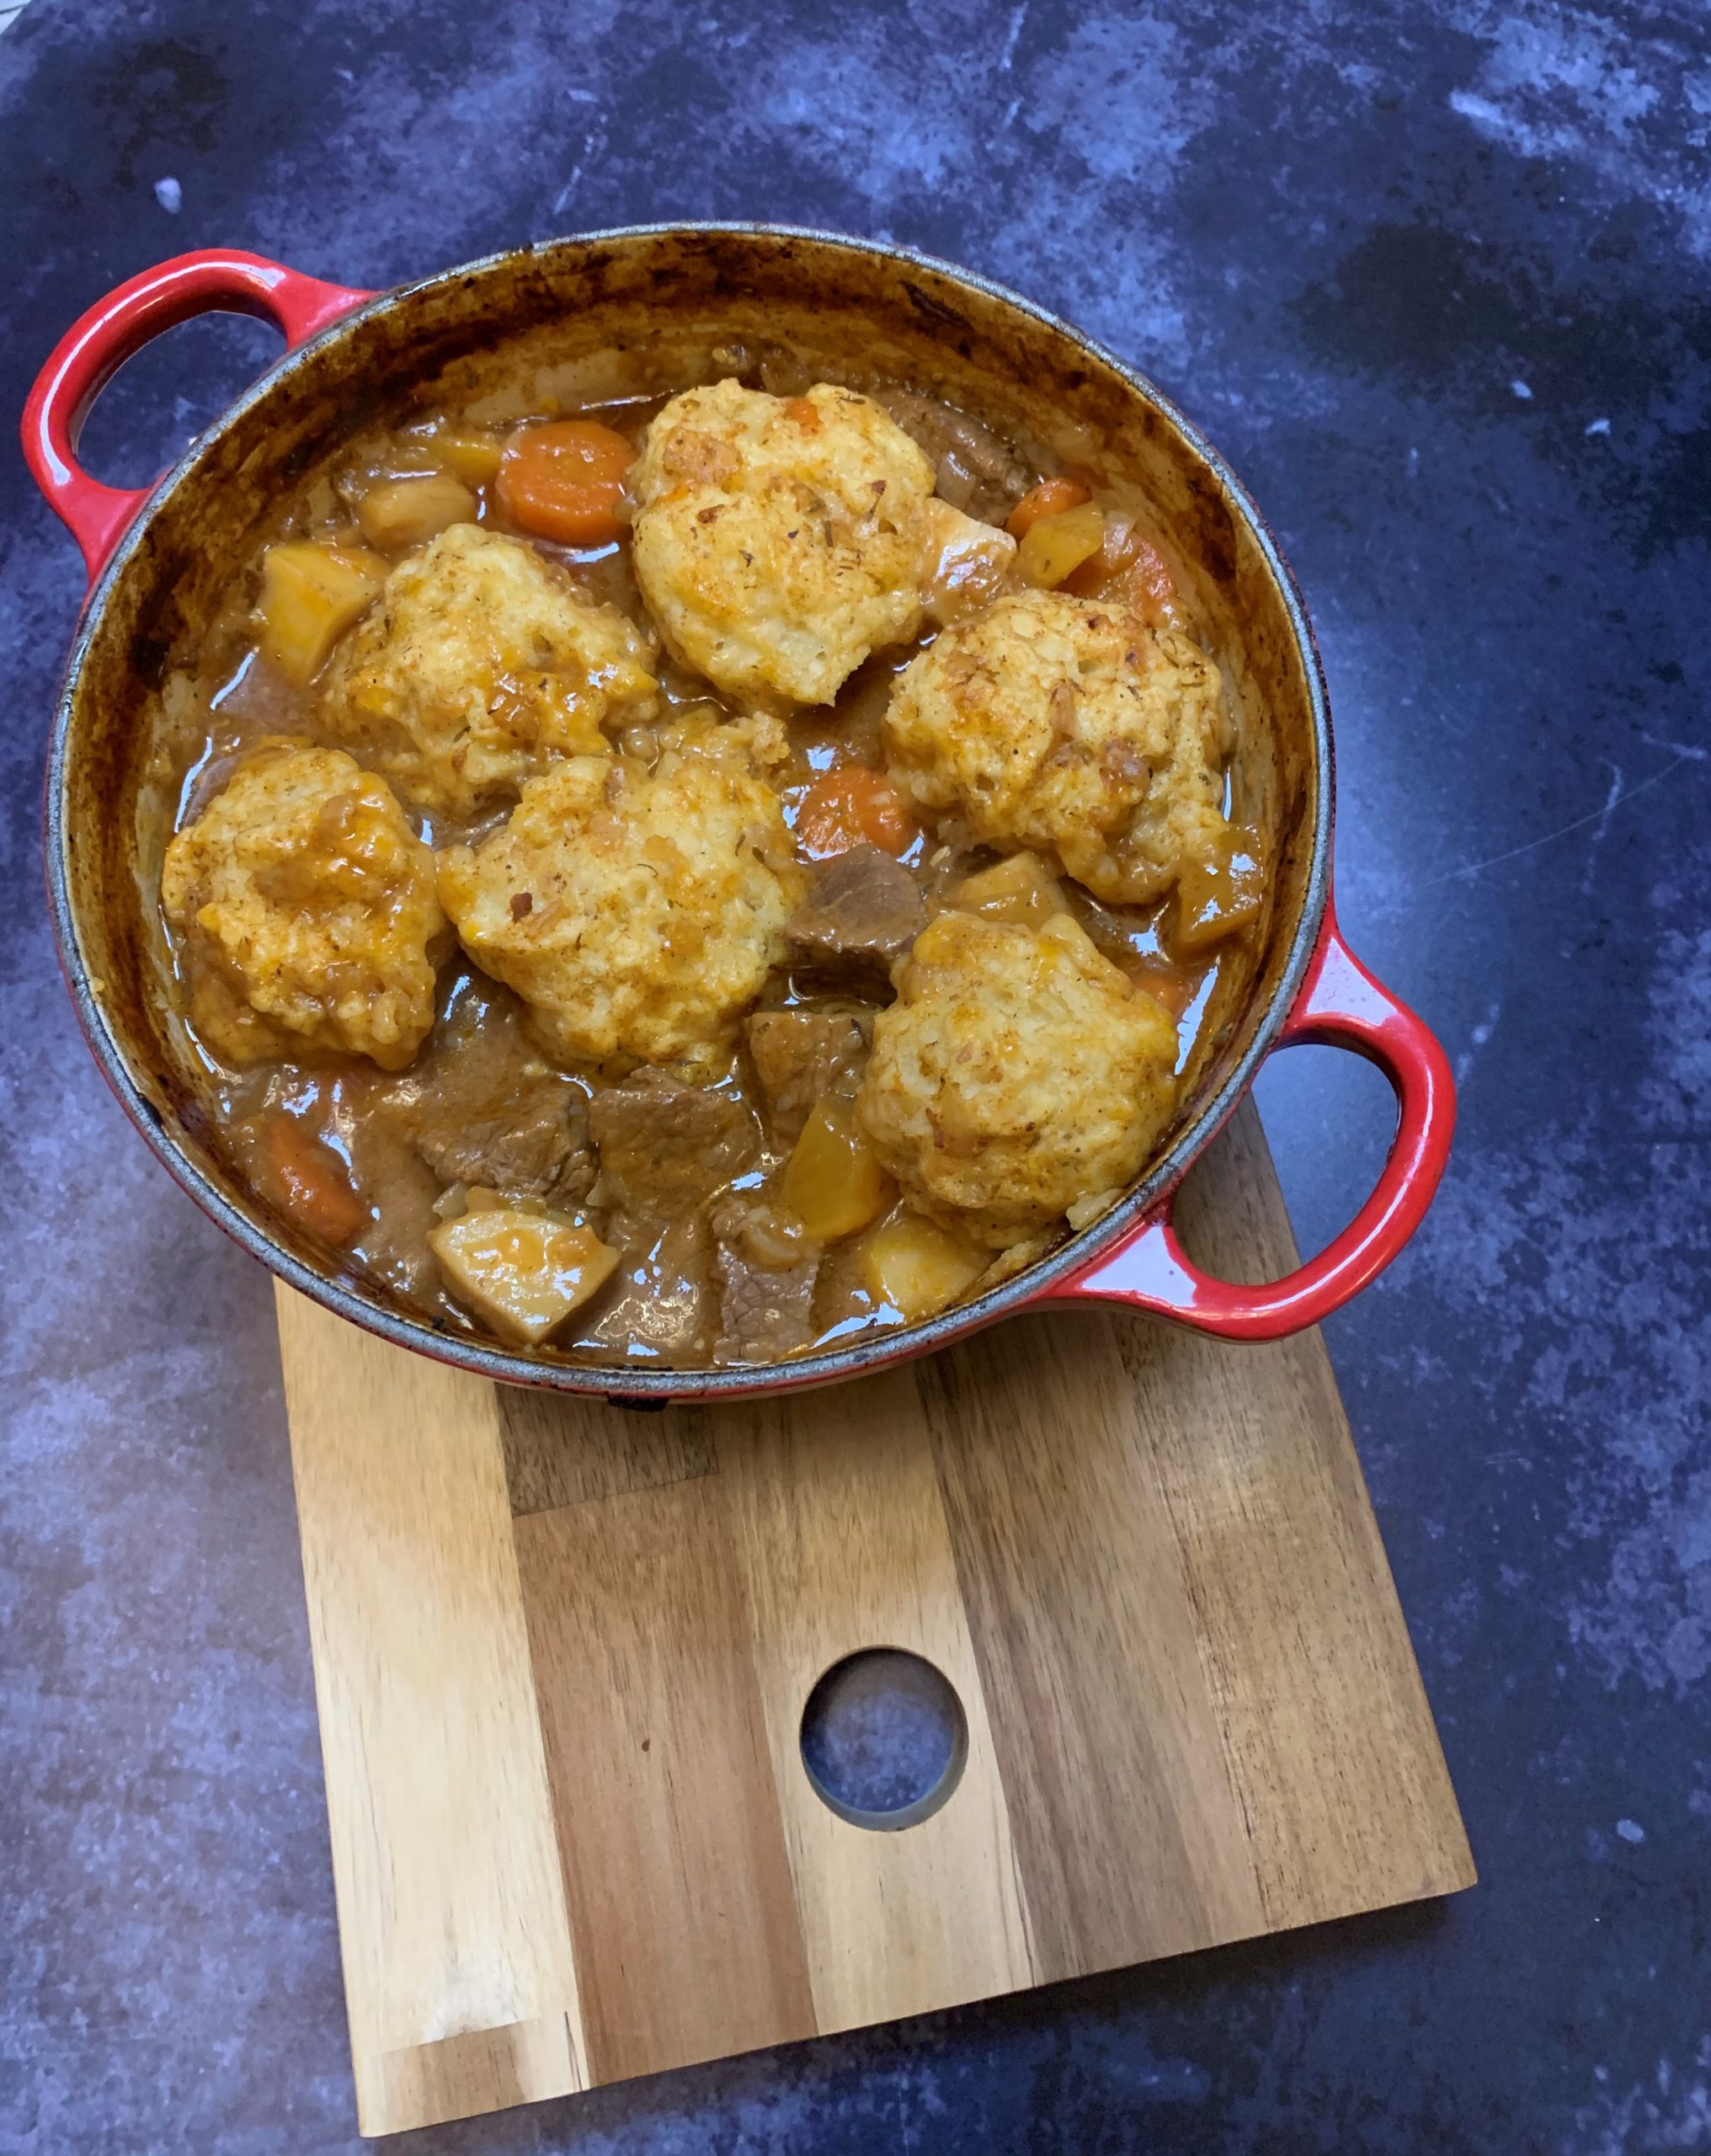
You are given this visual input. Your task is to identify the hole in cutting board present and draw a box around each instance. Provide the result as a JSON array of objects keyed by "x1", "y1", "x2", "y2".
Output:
[{"x1": 798, "y1": 1648, "x2": 967, "y2": 1830}]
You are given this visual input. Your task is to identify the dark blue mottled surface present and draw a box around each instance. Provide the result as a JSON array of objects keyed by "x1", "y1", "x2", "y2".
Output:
[{"x1": 3, "y1": 1, "x2": 1708, "y2": 2148}]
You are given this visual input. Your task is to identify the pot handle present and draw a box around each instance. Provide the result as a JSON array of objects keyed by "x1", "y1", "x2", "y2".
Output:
[
  {"x1": 22, "y1": 249, "x2": 376, "y2": 584},
  {"x1": 1042, "y1": 906, "x2": 1454, "y2": 1341}
]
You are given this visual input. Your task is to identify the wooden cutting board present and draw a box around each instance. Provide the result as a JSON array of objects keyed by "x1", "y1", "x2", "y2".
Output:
[{"x1": 275, "y1": 1098, "x2": 1474, "y2": 2137}]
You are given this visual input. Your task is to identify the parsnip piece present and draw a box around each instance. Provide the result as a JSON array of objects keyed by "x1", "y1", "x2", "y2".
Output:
[
  {"x1": 429, "y1": 426, "x2": 506, "y2": 487},
  {"x1": 355, "y1": 472, "x2": 478, "y2": 550},
  {"x1": 429, "y1": 1210, "x2": 618, "y2": 1345},
  {"x1": 256, "y1": 540, "x2": 386, "y2": 686},
  {"x1": 1170, "y1": 825, "x2": 1266, "y2": 951},
  {"x1": 946, "y1": 849, "x2": 1067, "y2": 928}
]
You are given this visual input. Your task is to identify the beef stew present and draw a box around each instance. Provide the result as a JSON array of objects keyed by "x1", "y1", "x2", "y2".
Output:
[{"x1": 147, "y1": 346, "x2": 1266, "y2": 1370}]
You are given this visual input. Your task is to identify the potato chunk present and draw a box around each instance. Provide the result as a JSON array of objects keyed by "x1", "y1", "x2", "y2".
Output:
[
  {"x1": 429, "y1": 1209, "x2": 618, "y2": 1344},
  {"x1": 322, "y1": 524, "x2": 658, "y2": 816},
  {"x1": 861, "y1": 1214, "x2": 983, "y2": 1321},
  {"x1": 1015, "y1": 499, "x2": 1106, "y2": 590},
  {"x1": 944, "y1": 850, "x2": 1067, "y2": 929},
  {"x1": 161, "y1": 743, "x2": 445, "y2": 1070},
  {"x1": 419, "y1": 424, "x2": 505, "y2": 487},
  {"x1": 781, "y1": 1097, "x2": 893, "y2": 1241},
  {"x1": 1170, "y1": 824, "x2": 1266, "y2": 951},
  {"x1": 255, "y1": 541, "x2": 386, "y2": 687}
]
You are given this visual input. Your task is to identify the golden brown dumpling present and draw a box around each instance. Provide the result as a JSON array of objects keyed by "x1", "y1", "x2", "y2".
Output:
[
  {"x1": 435, "y1": 717, "x2": 803, "y2": 1071},
  {"x1": 856, "y1": 908, "x2": 1178, "y2": 1246},
  {"x1": 161, "y1": 743, "x2": 445, "y2": 1070},
  {"x1": 630, "y1": 379, "x2": 1011, "y2": 707},
  {"x1": 882, "y1": 587, "x2": 1234, "y2": 905},
  {"x1": 321, "y1": 524, "x2": 657, "y2": 816}
]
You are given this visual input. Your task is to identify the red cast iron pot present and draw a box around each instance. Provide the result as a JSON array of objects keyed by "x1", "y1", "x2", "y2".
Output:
[{"x1": 23, "y1": 227, "x2": 1453, "y2": 1404}]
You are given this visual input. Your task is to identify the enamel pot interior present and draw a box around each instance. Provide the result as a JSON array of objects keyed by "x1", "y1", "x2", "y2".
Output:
[{"x1": 50, "y1": 226, "x2": 1330, "y2": 1401}]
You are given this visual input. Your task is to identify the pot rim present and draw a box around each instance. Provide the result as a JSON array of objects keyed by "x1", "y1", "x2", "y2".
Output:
[{"x1": 45, "y1": 221, "x2": 1333, "y2": 1404}]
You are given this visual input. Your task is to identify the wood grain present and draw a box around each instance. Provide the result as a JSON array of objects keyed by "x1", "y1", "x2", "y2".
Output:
[
  {"x1": 275, "y1": 1288, "x2": 588, "y2": 2133},
  {"x1": 712, "y1": 1371, "x2": 1037, "y2": 2031},
  {"x1": 1154, "y1": 1105, "x2": 1477, "y2": 1920},
  {"x1": 514, "y1": 1468, "x2": 815, "y2": 2083},
  {"x1": 274, "y1": 1099, "x2": 1472, "y2": 2137},
  {"x1": 360, "y1": 2013, "x2": 581, "y2": 2137},
  {"x1": 920, "y1": 1102, "x2": 1473, "y2": 1985},
  {"x1": 923, "y1": 1310, "x2": 1270, "y2": 1979},
  {"x1": 498, "y1": 1387, "x2": 712, "y2": 1517}
]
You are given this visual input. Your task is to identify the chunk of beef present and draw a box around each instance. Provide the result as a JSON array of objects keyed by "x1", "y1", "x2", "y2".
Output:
[
  {"x1": 416, "y1": 1101, "x2": 594, "y2": 1208},
  {"x1": 587, "y1": 1070, "x2": 759, "y2": 1217},
  {"x1": 582, "y1": 1075, "x2": 763, "y2": 1364},
  {"x1": 579, "y1": 1214, "x2": 718, "y2": 1367},
  {"x1": 745, "y1": 1009, "x2": 871, "y2": 1145},
  {"x1": 715, "y1": 1252, "x2": 819, "y2": 1364},
  {"x1": 786, "y1": 845, "x2": 925, "y2": 987},
  {"x1": 875, "y1": 388, "x2": 1033, "y2": 524},
  {"x1": 711, "y1": 1197, "x2": 820, "y2": 1365},
  {"x1": 399, "y1": 972, "x2": 594, "y2": 1206}
]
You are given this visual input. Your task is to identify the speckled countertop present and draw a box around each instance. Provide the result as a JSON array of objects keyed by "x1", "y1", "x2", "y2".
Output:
[{"x1": 3, "y1": 3, "x2": 1708, "y2": 2150}]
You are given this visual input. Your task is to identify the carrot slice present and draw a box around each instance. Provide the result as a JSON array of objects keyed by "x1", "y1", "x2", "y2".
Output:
[
  {"x1": 1063, "y1": 511, "x2": 1145, "y2": 597},
  {"x1": 1006, "y1": 475, "x2": 1091, "y2": 539},
  {"x1": 1060, "y1": 518, "x2": 1179, "y2": 617},
  {"x1": 1126, "y1": 535, "x2": 1179, "y2": 624},
  {"x1": 795, "y1": 766, "x2": 920, "y2": 859},
  {"x1": 258, "y1": 1113, "x2": 367, "y2": 1246},
  {"x1": 496, "y1": 419, "x2": 635, "y2": 547},
  {"x1": 783, "y1": 396, "x2": 822, "y2": 434}
]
